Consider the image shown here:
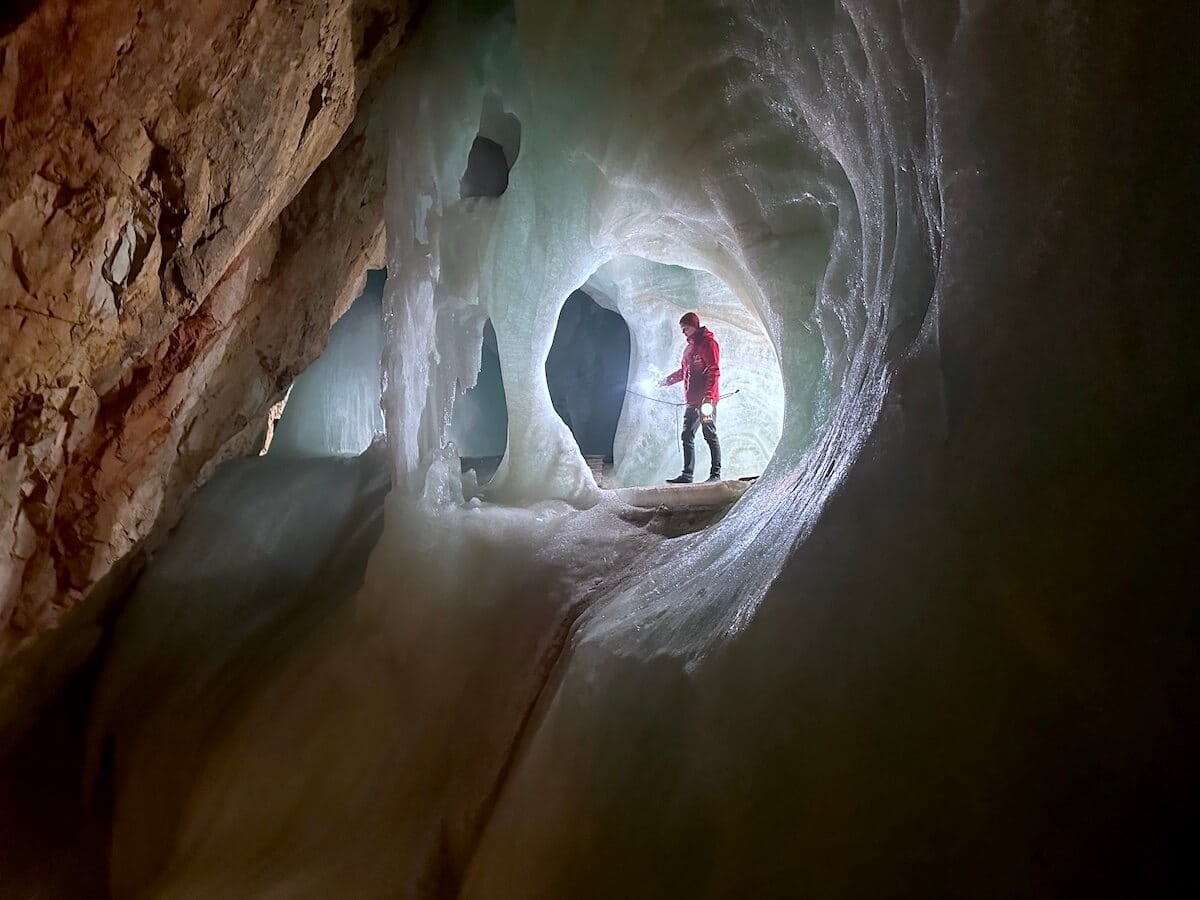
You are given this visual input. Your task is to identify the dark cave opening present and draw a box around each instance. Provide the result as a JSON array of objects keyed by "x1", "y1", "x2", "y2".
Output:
[
  {"x1": 460, "y1": 93, "x2": 521, "y2": 199},
  {"x1": 545, "y1": 291, "x2": 632, "y2": 481}
]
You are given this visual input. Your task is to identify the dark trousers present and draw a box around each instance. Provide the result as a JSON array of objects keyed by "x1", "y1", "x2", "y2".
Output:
[{"x1": 681, "y1": 405, "x2": 721, "y2": 478}]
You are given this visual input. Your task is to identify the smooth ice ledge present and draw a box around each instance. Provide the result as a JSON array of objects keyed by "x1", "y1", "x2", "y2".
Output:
[{"x1": 612, "y1": 479, "x2": 751, "y2": 510}]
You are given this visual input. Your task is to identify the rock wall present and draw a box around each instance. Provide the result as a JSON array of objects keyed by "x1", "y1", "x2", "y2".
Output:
[{"x1": 0, "y1": 0, "x2": 421, "y2": 656}]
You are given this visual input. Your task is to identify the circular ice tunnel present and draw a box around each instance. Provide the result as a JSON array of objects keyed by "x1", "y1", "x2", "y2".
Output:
[
  {"x1": 582, "y1": 257, "x2": 785, "y2": 487},
  {"x1": 379, "y1": 0, "x2": 839, "y2": 506}
]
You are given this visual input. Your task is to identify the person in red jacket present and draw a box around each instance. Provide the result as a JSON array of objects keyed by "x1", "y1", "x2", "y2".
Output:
[{"x1": 658, "y1": 311, "x2": 722, "y2": 483}]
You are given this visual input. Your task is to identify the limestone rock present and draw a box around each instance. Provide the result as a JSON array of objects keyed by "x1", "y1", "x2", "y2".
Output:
[{"x1": 0, "y1": 0, "x2": 418, "y2": 655}]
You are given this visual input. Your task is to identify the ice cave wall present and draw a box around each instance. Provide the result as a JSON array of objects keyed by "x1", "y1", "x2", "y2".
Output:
[
  {"x1": 0, "y1": 0, "x2": 420, "y2": 655},
  {"x1": 380, "y1": 0, "x2": 839, "y2": 504},
  {"x1": 371, "y1": 1, "x2": 1196, "y2": 895}
]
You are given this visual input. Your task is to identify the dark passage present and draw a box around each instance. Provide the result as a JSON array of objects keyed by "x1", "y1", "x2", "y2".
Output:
[
  {"x1": 459, "y1": 136, "x2": 510, "y2": 199},
  {"x1": 460, "y1": 93, "x2": 521, "y2": 199},
  {"x1": 545, "y1": 291, "x2": 631, "y2": 459}
]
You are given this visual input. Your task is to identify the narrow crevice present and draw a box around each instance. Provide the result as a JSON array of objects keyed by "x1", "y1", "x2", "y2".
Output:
[{"x1": 298, "y1": 81, "x2": 327, "y2": 148}]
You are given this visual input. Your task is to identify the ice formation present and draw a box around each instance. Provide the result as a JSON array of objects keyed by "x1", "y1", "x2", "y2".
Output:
[
  {"x1": 85, "y1": 451, "x2": 392, "y2": 896},
  {"x1": 378, "y1": 0, "x2": 853, "y2": 646},
  {"x1": 87, "y1": 447, "x2": 671, "y2": 897},
  {"x1": 83, "y1": 0, "x2": 1194, "y2": 896},
  {"x1": 268, "y1": 271, "x2": 387, "y2": 458},
  {"x1": 380, "y1": 0, "x2": 833, "y2": 505}
]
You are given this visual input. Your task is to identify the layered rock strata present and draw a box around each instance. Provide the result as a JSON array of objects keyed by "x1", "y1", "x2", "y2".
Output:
[{"x1": 0, "y1": 0, "x2": 420, "y2": 655}]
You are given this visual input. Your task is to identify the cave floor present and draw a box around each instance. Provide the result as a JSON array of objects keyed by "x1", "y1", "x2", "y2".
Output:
[{"x1": 0, "y1": 447, "x2": 752, "y2": 897}]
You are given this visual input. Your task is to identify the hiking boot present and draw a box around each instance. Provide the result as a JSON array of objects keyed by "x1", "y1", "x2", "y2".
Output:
[
  {"x1": 666, "y1": 474, "x2": 693, "y2": 484},
  {"x1": 705, "y1": 474, "x2": 722, "y2": 482}
]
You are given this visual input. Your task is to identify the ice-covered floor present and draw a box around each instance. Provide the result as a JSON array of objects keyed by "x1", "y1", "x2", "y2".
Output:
[{"x1": 83, "y1": 446, "x2": 737, "y2": 897}]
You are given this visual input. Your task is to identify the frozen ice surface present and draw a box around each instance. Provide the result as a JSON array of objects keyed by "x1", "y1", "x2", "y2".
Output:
[
  {"x1": 613, "y1": 478, "x2": 752, "y2": 510},
  {"x1": 86, "y1": 450, "x2": 392, "y2": 896},
  {"x1": 269, "y1": 273, "x2": 386, "y2": 458},
  {"x1": 86, "y1": 451, "x2": 665, "y2": 898}
]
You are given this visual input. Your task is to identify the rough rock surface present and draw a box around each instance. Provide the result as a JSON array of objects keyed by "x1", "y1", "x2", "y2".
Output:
[{"x1": 0, "y1": 0, "x2": 420, "y2": 656}]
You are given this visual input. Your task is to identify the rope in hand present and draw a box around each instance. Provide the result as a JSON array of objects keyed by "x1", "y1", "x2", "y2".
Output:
[
  {"x1": 623, "y1": 389, "x2": 741, "y2": 439},
  {"x1": 623, "y1": 388, "x2": 741, "y2": 408}
]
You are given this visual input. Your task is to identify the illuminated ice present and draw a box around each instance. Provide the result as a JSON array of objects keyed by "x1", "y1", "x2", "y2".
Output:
[
  {"x1": 379, "y1": 1, "x2": 831, "y2": 504},
  {"x1": 269, "y1": 272, "x2": 386, "y2": 458},
  {"x1": 585, "y1": 256, "x2": 785, "y2": 485}
]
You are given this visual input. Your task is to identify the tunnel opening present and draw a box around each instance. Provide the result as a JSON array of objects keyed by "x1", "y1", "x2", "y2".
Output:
[
  {"x1": 460, "y1": 92, "x2": 521, "y2": 199},
  {"x1": 579, "y1": 257, "x2": 787, "y2": 491},
  {"x1": 545, "y1": 290, "x2": 631, "y2": 488},
  {"x1": 450, "y1": 319, "x2": 509, "y2": 485},
  {"x1": 264, "y1": 269, "x2": 387, "y2": 458}
]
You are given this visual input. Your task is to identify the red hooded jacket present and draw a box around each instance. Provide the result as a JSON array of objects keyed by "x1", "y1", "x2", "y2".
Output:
[{"x1": 664, "y1": 326, "x2": 720, "y2": 407}]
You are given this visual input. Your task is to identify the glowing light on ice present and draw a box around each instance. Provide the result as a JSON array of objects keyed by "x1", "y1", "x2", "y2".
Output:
[
  {"x1": 269, "y1": 273, "x2": 386, "y2": 459},
  {"x1": 378, "y1": 1, "x2": 825, "y2": 505}
]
